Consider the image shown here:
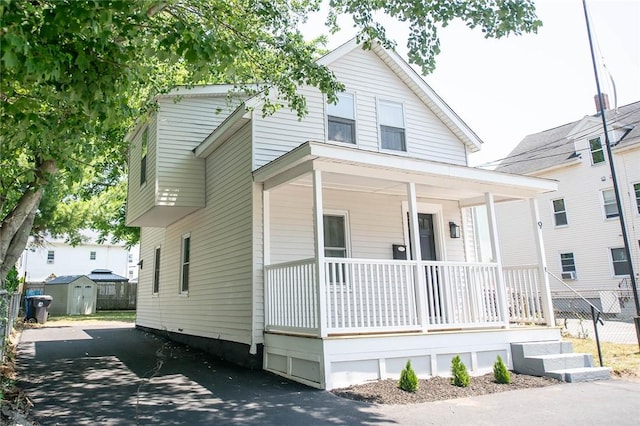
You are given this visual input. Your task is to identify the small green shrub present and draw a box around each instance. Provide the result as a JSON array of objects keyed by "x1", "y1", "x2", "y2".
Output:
[
  {"x1": 493, "y1": 355, "x2": 511, "y2": 384},
  {"x1": 398, "y1": 360, "x2": 419, "y2": 392},
  {"x1": 451, "y1": 355, "x2": 470, "y2": 387}
]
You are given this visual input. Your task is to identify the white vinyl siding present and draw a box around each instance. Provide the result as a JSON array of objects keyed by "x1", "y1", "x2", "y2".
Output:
[
  {"x1": 126, "y1": 116, "x2": 158, "y2": 225},
  {"x1": 252, "y1": 48, "x2": 468, "y2": 170},
  {"x1": 327, "y1": 48, "x2": 467, "y2": 164},
  {"x1": 498, "y1": 143, "x2": 640, "y2": 294},
  {"x1": 268, "y1": 185, "x2": 465, "y2": 265},
  {"x1": 135, "y1": 122, "x2": 254, "y2": 346}
]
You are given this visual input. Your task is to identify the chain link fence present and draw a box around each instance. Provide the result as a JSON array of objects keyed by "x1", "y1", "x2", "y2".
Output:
[
  {"x1": 0, "y1": 290, "x2": 22, "y2": 361},
  {"x1": 552, "y1": 283, "x2": 639, "y2": 346}
]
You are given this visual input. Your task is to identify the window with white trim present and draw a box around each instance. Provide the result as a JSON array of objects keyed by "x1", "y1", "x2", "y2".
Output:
[
  {"x1": 47, "y1": 250, "x2": 55, "y2": 264},
  {"x1": 560, "y1": 252, "x2": 576, "y2": 279},
  {"x1": 128, "y1": 253, "x2": 133, "y2": 263},
  {"x1": 153, "y1": 246, "x2": 161, "y2": 294},
  {"x1": 180, "y1": 234, "x2": 190, "y2": 293},
  {"x1": 379, "y1": 100, "x2": 406, "y2": 151},
  {"x1": 589, "y1": 137, "x2": 605, "y2": 165},
  {"x1": 89, "y1": 251, "x2": 96, "y2": 260},
  {"x1": 634, "y1": 182, "x2": 640, "y2": 214},
  {"x1": 327, "y1": 93, "x2": 355, "y2": 144},
  {"x1": 140, "y1": 127, "x2": 148, "y2": 186},
  {"x1": 601, "y1": 189, "x2": 619, "y2": 219},
  {"x1": 324, "y1": 213, "x2": 349, "y2": 284},
  {"x1": 610, "y1": 248, "x2": 629, "y2": 276},
  {"x1": 552, "y1": 198, "x2": 568, "y2": 226}
]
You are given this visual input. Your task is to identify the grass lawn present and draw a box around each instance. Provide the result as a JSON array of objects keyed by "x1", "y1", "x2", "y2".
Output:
[
  {"x1": 567, "y1": 337, "x2": 640, "y2": 379},
  {"x1": 46, "y1": 310, "x2": 136, "y2": 323}
]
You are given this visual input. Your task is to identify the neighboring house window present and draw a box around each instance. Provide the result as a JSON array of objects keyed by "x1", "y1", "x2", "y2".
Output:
[
  {"x1": 379, "y1": 100, "x2": 406, "y2": 151},
  {"x1": 634, "y1": 183, "x2": 640, "y2": 214},
  {"x1": 601, "y1": 189, "x2": 619, "y2": 219},
  {"x1": 610, "y1": 248, "x2": 630, "y2": 276},
  {"x1": 552, "y1": 198, "x2": 568, "y2": 226},
  {"x1": 128, "y1": 253, "x2": 133, "y2": 263},
  {"x1": 560, "y1": 252, "x2": 576, "y2": 279},
  {"x1": 140, "y1": 127, "x2": 148, "y2": 186},
  {"x1": 589, "y1": 137, "x2": 605, "y2": 165},
  {"x1": 90, "y1": 251, "x2": 96, "y2": 260},
  {"x1": 327, "y1": 93, "x2": 356, "y2": 144},
  {"x1": 129, "y1": 270, "x2": 134, "y2": 278},
  {"x1": 180, "y1": 234, "x2": 190, "y2": 293},
  {"x1": 153, "y1": 246, "x2": 161, "y2": 294},
  {"x1": 47, "y1": 250, "x2": 55, "y2": 264}
]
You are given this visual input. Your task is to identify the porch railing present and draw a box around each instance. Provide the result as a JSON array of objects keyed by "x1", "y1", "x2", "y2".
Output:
[
  {"x1": 265, "y1": 258, "x2": 319, "y2": 334},
  {"x1": 264, "y1": 259, "x2": 546, "y2": 335},
  {"x1": 325, "y1": 259, "x2": 419, "y2": 333},
  {"x1": 503, "y1": 265, "x2": 545, "y2": 324}
]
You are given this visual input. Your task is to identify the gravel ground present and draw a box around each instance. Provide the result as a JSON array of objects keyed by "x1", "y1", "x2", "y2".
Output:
[{"x1": 332, "y1": 373, "x2": 562, "y2": 405}]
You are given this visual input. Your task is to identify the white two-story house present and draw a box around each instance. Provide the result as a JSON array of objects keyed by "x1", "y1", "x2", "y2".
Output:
[
  {"x1": 496, "y1": 98, "x2": 640, "y2": 315},
  {"x1": 126, "y1": 40, "x2": 566, "y2": 390}
]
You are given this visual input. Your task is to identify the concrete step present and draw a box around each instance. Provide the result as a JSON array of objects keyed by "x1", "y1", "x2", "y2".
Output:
[
  {"x1": 527, "y1": 352, "x2": 594, "y2": 373},
  {"x1": 512, "y1": 341, "x2": 573, "y2": 358},
  {"x1": 546, "y1": 366, "x2": 612, "y2": 383}
]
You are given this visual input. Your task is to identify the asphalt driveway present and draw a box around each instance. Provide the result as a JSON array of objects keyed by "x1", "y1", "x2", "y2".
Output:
[{"x1": 16, "y1": 322, "x2": 640, "y2": 425}]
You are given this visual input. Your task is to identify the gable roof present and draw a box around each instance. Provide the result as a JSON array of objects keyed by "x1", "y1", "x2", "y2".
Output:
[
  {"x1": 47, "y1": 275, "x2": 87, "y2": 285},
  {"x1": 497, "y1": 100, "x2": 640, "y2": 175},
  {"x1": 318, "y1": 39, "x2": 483, "y2": 153}
]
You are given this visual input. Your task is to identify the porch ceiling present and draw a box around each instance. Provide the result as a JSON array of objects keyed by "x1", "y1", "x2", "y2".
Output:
[{"x1": 253, "y1": 142, "x2": 558, "y2": 206}]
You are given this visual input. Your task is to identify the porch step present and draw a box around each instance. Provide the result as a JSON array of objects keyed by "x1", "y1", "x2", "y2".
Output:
[
  {"x1": 511, "y1": 341, "x2": 610, "y2": 383},
  {"x1": 546, "y1": 367, "x2": 612, "y2": 383}
]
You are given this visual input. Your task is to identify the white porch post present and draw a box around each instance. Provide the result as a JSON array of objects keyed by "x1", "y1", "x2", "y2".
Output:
[
  {"x1": 263, "y1": 190, "x2": 271, "y2": 266},
  {"x1": 313, "y1": 170, "x2": 328, "y2": 337},
  {"x1": 407, "y1": 182, "x2": 428, "y2": 332},
  {"x1": 485, "y1": 192, "x2": 510, "y2": 328},
  {"x1": 530, "y1": 198, "x2": 556, "y2": 326}
]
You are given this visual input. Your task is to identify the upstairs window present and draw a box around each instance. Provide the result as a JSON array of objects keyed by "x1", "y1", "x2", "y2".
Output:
[
  {"x1": 379, "y1": 100, "x2": 406, "y2": 151},
  {"x1": 327, "y1": 93, "x2": 356, "y2": 144},
  {"x1": 90, "y1": 251, "x2": 96, "y2": 260},
  {"x1": 589, "y1": 137, "x2": 605, "y2": 165},
  {"x1": 634, "y1": 183, "x2": 640, "y2": 214},
  {"x1": 610, "y1": 248, "x2": 630, "y2": 276},
  {"x1": 47, "y1": 250, "x2": 55, "y2": 264},
  {"x1": 601, "y1": 189, "x2": 619, "y2": 219},
  {"x1": 140, "y1": 127, "x2": 148, "y2": 186},
  {"x1": 180, "y1": 234, "x2": 190, "y2": 293},
  {"x1": 552, "y1": 198, "x2": 568, "y2": 226}
]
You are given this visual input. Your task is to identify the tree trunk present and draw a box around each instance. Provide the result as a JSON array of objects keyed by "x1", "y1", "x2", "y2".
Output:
[{"x1": 0, "y1": 159, "x2": 57, "y2": 286}]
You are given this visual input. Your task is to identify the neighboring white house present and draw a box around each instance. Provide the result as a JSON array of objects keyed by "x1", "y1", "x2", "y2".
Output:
[
  {"x1": 126, "y1": 40, "x2": 563, "y2": 390},
  {"x1": 17, "y1": 230, "x2": 140, "y2": 284},
  {"x1": 495, "y1": 98, "x2": 640, "y2": 314}
]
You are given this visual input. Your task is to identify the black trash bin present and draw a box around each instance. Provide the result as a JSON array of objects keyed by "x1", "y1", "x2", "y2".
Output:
[{"x1": 25, "y1": 295, "x2": 53, "y2": 324}]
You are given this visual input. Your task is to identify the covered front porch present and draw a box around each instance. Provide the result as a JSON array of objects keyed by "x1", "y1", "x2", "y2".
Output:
[{"x1": 254, "y1": 142, "x2": 559, "y2": 388}]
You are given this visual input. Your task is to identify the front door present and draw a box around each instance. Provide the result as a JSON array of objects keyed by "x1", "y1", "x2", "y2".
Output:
[{"x1": 418, "y1": 213, "x2": 437, "y2": 261}]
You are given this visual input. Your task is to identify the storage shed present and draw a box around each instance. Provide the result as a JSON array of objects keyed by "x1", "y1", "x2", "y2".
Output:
[{"x1": 45, "y1": 275, "x2": 97, "y2": 316}]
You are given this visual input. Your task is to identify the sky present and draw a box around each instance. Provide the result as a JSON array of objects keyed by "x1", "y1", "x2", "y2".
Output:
[{"x1": 302, "y1": 0, "x2": 640, "y2": 167}]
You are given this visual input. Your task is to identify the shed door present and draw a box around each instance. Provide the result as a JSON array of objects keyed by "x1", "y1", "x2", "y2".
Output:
[{"x1": 71, "y1": 284, "x2": 94, "y2": 315}]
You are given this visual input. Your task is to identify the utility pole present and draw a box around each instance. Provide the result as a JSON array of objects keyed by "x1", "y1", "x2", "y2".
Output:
[{"x1": 583, "y1": 0, "x2": 640, "y2": 349}]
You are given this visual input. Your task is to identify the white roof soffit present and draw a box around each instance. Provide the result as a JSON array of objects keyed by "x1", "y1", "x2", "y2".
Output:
[
  {"x1": 253, "y1": 142, "x2": 557, "y2": 201},
  {"x1": 318, "y1": 39, "x2": 483, "y2": 153}
]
